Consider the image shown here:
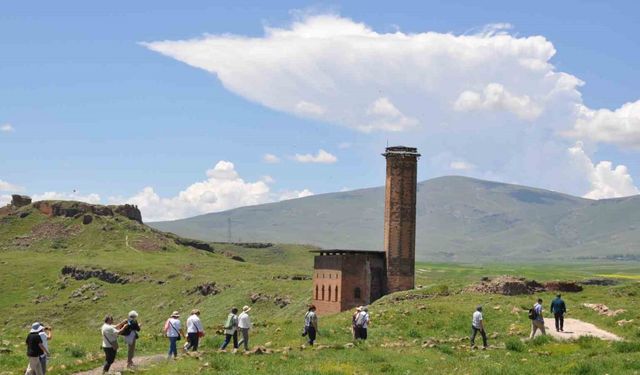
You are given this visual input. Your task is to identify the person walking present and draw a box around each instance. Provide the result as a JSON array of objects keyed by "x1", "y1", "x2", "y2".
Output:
[
  {"x1": 530, "y1": 298, "x2": 546, "y2": 339},
  {"x1": 164, "y1": 311, "x2": 184, "y2": 360},
  {"x1": 184, "y1": 309, "x2": 204, "y2": 352},
  {"x1": 302, "y1": 305, "x2": 318, "y2": 346},
  {"x1": 237, "y1": 306, "x2": 252, "y2": 351},
  {"x1": 351, "y1": 306, "x2": 362, "y2": 340},
  {"x1": 550, "y1": 294, "x2": 567, "y2": 332},
  {"x1": 101, "y1": 315, "x2": 125, "y2": 374},
  {"x1": 470, "y1": 305, "x2": 488, "y2": 349},
  {"x1": 354, "y1": 306, "x2": 370, "y2": 340},
  {"x1": 25, "y1": 323, "x2": 49, "y2": 375},
  {"x1": 220, "y1": 307, "x2": 239, "y2": 352},
  {"x1": 120, "y1": 310, "x2": 141, "y2": 369}
]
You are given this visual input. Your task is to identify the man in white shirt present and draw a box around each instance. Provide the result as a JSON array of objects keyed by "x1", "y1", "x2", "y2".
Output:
[
  {"x1": 184, "y1": 309, "x2": 204, "y2": 352},
  {"x1": 237, "y1": 306, "x2": 252, "y2": 351},
  {"x1": 470, "y1": 305, "x2": 488, "y2": 349},
  {"x1": 530, "y1": 298, "x2": 546, "y2": 339},
  {"x1": 354, "y1": 306, "x2": 370, "y2": 340}
]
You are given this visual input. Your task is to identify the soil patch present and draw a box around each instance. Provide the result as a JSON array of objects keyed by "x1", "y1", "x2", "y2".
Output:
[{"x1": 546, "y1": 318, "x2": 622, "y2": 341}]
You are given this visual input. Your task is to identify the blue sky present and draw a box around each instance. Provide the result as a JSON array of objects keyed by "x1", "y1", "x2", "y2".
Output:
[{"x1": 1, "y1": 1, "x2": 640, "y2": 220}]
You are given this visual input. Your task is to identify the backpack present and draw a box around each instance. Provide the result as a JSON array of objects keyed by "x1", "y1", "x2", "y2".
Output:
[
  {"x1": 528, "y1": 308, "x2": 536, "y2": 320},
  {"x1": 224, "y1": 314, "x2": 234, "y2": 330}
]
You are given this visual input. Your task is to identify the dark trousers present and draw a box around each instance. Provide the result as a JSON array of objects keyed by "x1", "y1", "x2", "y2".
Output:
[
  {"x1": 103, "y1": 347, "x2": 117, "y2": 372},
  {"x1": 554, "y1": 313, "x2": 564, "y2": 331},
  {"x1": 354, "y1": 326, "x2": 367, "y2": 340},
  {"x1": 220, "y1": 332, "x2": 238, "y2": 350},
  {"x1": 238, "y1": 328, "x2": 250, "y2": 350},
  {"x1": 470, "y1": 326, "x2": 488, "y2": 347},
  {"x1": 168, "y1": 337, "x2": 178, "y2": 358},
  {"x1": 306, "y1": 326, "x2": 317, "y2": 345},
  {"x1": 186, "y1": 333, "x2": 199, "y2": 351}
]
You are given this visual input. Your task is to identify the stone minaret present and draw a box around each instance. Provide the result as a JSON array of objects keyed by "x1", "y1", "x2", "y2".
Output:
[{"x1": 383, "y1": 146, "x2": 420, "y2": 293}]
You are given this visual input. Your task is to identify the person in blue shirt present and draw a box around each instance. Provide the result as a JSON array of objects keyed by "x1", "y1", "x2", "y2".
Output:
[{"x1": 550, "y1": 294, "x2": 567, "y2": 332}]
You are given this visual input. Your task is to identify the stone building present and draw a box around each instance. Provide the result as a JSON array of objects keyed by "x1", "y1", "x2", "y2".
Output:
[{"x1": 312, "y1": 146, "x2": 420, "y2": 314}]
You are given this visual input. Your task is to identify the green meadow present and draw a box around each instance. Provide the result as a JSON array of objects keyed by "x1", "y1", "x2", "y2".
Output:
[{"x1": 1, "y1": 205, "x2": 640, "y2": 374}]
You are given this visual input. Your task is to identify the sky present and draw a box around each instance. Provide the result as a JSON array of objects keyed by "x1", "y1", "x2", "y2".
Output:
[{"x1": 1, "y1": 1, "x2": 640, "y2": 221}]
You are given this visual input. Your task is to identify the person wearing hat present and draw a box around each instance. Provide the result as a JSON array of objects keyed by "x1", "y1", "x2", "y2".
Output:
[
  {"x1": 237, "y1": 306, "x2": 252, "y2": 351},
  {"x1": 351, "y1": 306, "x2": 362, "y2": 340},
  {"x1": 184, "y1": 309, "x2": 204, "y2": 352},
  {"x1": 303, "y1": 305, "x2": 318, "y2": 346},
  {"x1": 101, "y1": 315, "x2": 126, "y2": 374},
  {"x1": 220, "y1": 307, "x2": 239, "y2": 352},
  {"x1": 25, "y1": 323, "x2": 50, "y2": 375},
  {"x1": 163, "y1": 311, "x2": 184, "y2": 359},
  {"x1": 470, "y1": 305, "x2": 488, "y2": 349},
  {"x1": 120, "y1": 310, "x2": 141, "y2": 368},
  {"x1": 354, "y1": 306, "x2": 370, "y2": 340}
]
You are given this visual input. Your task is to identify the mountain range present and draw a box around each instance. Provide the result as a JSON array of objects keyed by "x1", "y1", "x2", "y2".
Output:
[{"x1": 150, "y1": 176, "x2": 640, "y2": 262}]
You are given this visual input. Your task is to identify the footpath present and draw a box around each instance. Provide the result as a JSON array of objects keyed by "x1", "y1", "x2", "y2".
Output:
[{"x1": 545, "y1": 318, "x2": 622, "y2": 341}]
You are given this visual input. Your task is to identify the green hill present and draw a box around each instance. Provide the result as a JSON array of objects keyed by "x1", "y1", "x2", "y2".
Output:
[
  {"x1": 150, "y1": 176, "x2": 640, "y2": 262},
  {"x1": 1, "y1": 200, "x2": 640, "y2": 374}
]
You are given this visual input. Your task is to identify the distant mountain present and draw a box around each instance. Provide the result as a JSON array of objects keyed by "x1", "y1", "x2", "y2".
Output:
[{"x1": 149, "y1": 176, "x2": 640, "y2": 262}]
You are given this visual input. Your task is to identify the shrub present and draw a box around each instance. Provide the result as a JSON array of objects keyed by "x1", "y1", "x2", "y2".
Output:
[
  {"x1": 529, "y1": 335, "x2": 553, "y2": 346},
  {"x1": 505, "y1": 338, "x2": 525, "y2": 352},
  {"x1": 407, "y1": 328, "x2": 421, "y2": 338},
  {"x1": 64, "y1": 345, "x2": 86, "y2": 358},
  {"x1": 613, "y1": 341, "x2": 640, "y2": 353}
]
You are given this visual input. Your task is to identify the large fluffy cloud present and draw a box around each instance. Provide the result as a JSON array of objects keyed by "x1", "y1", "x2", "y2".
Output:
[
  {"x1": 568, "y1": 101, "x2": 640, "y2": 149},
  {"x1": 144, "y1": 14, "x2": 640, "y2": 199},
  {"x1": 568, "y1": 142, "x2": 639, "y2": 199},
  {"x1": 110, "y1": 161, "x2": 313, "y2": 221}
]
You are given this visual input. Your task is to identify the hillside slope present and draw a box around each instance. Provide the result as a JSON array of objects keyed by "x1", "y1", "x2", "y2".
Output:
[{"x1": 151, "y1": 176, "x2": 640, "y2": 262}]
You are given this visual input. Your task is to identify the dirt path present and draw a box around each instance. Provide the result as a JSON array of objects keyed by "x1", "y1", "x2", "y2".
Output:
[
  {"x1": 72, "y1": 354, "x2": 166, "y2": 375},
  {"x1": 544, "y1": 318, "x2": 622, "y2": 341}
]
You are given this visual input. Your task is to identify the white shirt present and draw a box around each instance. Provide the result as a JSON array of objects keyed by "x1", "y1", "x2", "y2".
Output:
[
  {"x1": 238, "y1": 312, "x2": 251, "y2": 329},
  {"x1": 472, "y1": 311, "x2": 483, "y2": 328},
  {"x1": 39, "y1": 331, "x2": 49, "y2": 356},
  {"x1": 101, "y1": 324, "x2": 118, "y2": 348},
  {"x1": 356, "y1": 312, "x2": 370, "y2": 328},
  {"x1": 166, "y1": 318, "x2": 181, "y2": 337},
  {"x1": 186, "y1": 314, "x2": 204, "y2": 334}
]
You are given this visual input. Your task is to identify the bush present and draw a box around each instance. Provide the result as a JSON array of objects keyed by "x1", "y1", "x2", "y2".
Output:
[
  {"x1": 407, "y1": 328, "x2": 421, "y2": 338},
  {"x1": 529, "y1": 334, "x2": 553, "y2": 346},
  {"x1": 505, "y1": 338, "x2": 525, "y2": 352},
  {"x1": 613, "y1": 341, "x2": 640, "y2": 353},
  {"x1": 64, "y1": 345, "x2": 86, "y2": 358}
]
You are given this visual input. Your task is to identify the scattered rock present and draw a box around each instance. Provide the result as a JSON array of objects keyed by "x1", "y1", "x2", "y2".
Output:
[
  {"x1": 187, "y1": 282, "x2": 221, "y2": 297},
  {"x1": 583, "y1": 303, "x2": 626, "y2": 317},
  {"x1": 82, "y1": 215, "x2": 93, "y2": 225},
  {"x1": 61, "y1": 266, "x2": 129, "y2": 284},
  {"x1": 617, "y1": 319, "x2": 634, "y2": 326},
  {"x1": 249, "y1": 293, "x2": 291, "y2": 308},
  {"x1": 273, "y1": 275, "x2": 311, "y2": 281},
  {"x1": 19, "y1": 211, "x2": 30, "y2": 218}
]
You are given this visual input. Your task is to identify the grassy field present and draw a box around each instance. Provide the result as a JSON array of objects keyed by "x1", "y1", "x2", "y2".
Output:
[{"x1": 1, "y1": 204, "x2": 640, "y2": 374}]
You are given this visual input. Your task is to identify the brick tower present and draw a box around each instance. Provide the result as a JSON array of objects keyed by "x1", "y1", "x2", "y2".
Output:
[{"x1": 383, "y1": 146, "x2": 420, "y2": 293}]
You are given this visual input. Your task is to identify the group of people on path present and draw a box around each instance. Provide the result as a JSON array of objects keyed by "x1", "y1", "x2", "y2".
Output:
[{"x1": 469, "y1": 294, "x2": 568, "y2": 349}]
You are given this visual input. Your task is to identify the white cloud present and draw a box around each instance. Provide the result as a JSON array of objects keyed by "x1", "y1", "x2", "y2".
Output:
[
  {"x1": 568, "y1": 100, "x2": 640, "y2": 149},
  {"x1": 32, "y1": 191, "x2": 102, "y2": 204},
  {"x1": 279, "y1": 189, "x2": 314, "y2": 200},
  {"x1": 293, "y1": 149, "x2": 338, "y2": 163},
  {"x1": 262, "y1": 153, "x2": 281, "y2": 164},
  {"x1": 0, "y1": 195, "x2": 10, "y2": 206},
  {"x1": 568, "y1": 142, "x2": 639, "y2": 199},
  {"x1": 295, "y1": 100, "x2": 325, "y2": 116},
  {"x1": 1, "y1": 123, "x2": 14, "y2": 133},
  {"x1": 144, "y1": 14, "x2": 640, "y2": 199},
  {"x1": 449, "y1": 160, "x2": 476, "y2": 171},
  {"x1": 338, "y1": 142, "x2": 351, "y2": 149},
  {"x1": 0, "y1": 179, "x2": 23, "y2": 192},
  {"x1": 109, "y1": 161, "x2": 313, "y2": 221},
  {"x1": 453, "y1": 83, "x2": 543, "y2": 120}
]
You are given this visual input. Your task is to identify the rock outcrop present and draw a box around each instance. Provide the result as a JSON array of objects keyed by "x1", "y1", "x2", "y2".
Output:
[
  {"x1": 11, "y1": 195, "x2": 32, "y2": 207},
  {"x1": 32, "y1": 201, "x2": 142, "y2": 223},
  {"x1": 61, "y1": 266, "x2": 129, "y2": 284}
]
